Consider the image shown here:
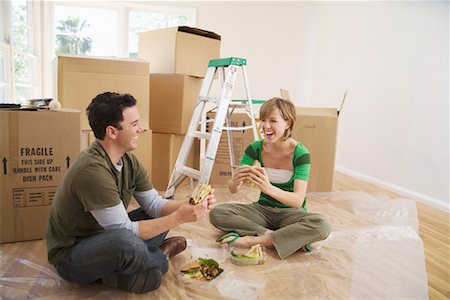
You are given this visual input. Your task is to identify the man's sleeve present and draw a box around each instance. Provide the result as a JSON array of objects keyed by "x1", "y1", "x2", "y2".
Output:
[
  {"x1": 134, "y1": 188, "x2": 169, "y2": 218},
  {"x1": 90, "y1": 204, "x2": 139, "y2": 235}
]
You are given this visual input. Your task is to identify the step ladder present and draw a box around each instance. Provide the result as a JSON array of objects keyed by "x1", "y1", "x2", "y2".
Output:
[{"x1": 164, "y1": 57, "x2": 259, "y2": 199}]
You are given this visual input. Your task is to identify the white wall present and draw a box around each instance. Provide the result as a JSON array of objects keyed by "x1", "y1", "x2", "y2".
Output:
[
  {"x1": 152, "y1": 1, "x2": 449, "y2": 209},
  {"x1": 310, "y1": 2, "x2": 449, "y2": 210}
]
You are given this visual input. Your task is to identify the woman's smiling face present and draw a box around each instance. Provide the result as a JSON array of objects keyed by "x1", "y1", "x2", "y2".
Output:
[{"x1": 261, "y1": 108, "x2": 291, "y2": 143}]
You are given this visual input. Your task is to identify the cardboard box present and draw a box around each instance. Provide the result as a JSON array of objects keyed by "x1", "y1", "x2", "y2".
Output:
[
  {"x1": 292, "y1": 107, "x2": 339, "y2": 192},
  {"x1": 54, "y1": 54, "x2": 150, "y2": 130},
  {"x1": 150, "y1": 74, "x2": 202, "y2": 134},
  {"x1": 152, "y1": 133, "x2": 199, "y2": 191},
  {"x1": 0, "y1": 109, "x2": 81, "y2": 243},
  {"x1": 81, "y1": 129, "x2": 152, "y2": 176},
  {"x1": 207, "y1": 112, "x2": 256, "y2": 185},
  {"x1": 139, "y1": 26, "x2": 221, "y2": 78},
  {"x1": 282, "y1": 89, "x2": 344, "y2": 192}
]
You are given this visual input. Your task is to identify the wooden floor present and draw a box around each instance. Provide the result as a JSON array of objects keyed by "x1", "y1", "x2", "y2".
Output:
[{"x1": 333, "y1": 172, "x2": 450, "y2": 300}]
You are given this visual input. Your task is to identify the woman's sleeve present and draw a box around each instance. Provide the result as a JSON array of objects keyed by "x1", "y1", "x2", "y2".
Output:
[
  {"x1": 240, "y1": 141, "x2": 259, "y2": 166},
  {"x1": 293, "y1": 146, "x2": 311, "y2": 181}
]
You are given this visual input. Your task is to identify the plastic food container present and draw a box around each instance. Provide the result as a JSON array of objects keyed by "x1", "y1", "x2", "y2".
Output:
[{"x1": 229, "y1": 244, "x2": 266, "y2": 266}]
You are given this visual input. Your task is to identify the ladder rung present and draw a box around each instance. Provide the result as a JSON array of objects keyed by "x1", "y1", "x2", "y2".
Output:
[
  {"x1": 223, "y1": 125, "x2": 255, "y2": 131},
  {"x1": 229, "y1": 103, "x2": 247, "y2": 109},
  {"x1": 190, "y1": 131, "x2": 212, "y2": 140},
  {"x1": 198, "y1": 96, "x2": 221, "y2": 104},
  {"x1": 177, "y1": 166, "x2": 201, "y2": 180}
]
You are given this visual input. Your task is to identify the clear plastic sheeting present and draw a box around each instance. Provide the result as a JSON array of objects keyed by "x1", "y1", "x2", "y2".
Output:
[{"x1": 0, "y1": 187, "x2": 429, "y2": 299}]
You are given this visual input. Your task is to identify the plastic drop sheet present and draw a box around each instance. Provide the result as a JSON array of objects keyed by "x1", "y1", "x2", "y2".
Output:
[{"x1": 0, "y1": 187, "x2": 429, "y2": 299}]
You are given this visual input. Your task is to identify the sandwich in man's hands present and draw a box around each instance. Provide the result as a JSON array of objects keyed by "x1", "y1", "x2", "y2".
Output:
[{"x1": 189, "y1": 183, "x2": 212, "y2": 205}]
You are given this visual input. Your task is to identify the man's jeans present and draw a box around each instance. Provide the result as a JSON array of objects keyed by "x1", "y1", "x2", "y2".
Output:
[{"x1": 55, "y1": 208, "x2": 169, "y2": 286}]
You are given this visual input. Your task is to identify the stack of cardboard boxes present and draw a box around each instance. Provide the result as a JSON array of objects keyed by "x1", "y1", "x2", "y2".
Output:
[
  {"x1": 138, "y1": 26, "x2": 221, "y2": 191},
  {"x1": 55, "y1": 55, "x2": 153, "y2": 174}
]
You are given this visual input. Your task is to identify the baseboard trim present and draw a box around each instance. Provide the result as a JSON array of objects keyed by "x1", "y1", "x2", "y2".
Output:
[{"x1": 335, "y1": 166, "x2": 449, "y2": 213}]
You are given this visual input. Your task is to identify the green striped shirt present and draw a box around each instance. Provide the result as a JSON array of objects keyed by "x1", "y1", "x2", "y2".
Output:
[{"x1": 240, "y1": 139, "x2": 310, "y2": 210}]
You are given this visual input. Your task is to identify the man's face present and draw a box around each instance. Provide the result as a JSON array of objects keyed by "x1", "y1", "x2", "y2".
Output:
[{"x1": 115, "y1": 106, "x2": 143, "y2": 152}]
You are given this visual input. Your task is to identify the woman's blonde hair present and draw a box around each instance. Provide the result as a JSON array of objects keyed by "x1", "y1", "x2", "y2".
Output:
[{"x1": 259, "y1": 97, "x2": 296, "y2": 141}]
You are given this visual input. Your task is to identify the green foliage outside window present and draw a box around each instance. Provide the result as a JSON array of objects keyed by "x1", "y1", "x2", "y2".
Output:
[{"x1": 55, "y1": 16, "x2": 92, "y2": 55}]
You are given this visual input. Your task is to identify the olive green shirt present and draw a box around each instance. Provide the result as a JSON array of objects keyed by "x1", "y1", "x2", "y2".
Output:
[{"x1": 45, "y1": 140, "x2": 152, "y2": 265}]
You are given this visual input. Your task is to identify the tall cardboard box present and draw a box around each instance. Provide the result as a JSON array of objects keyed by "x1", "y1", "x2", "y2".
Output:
[
  {"x1": 152, "y1": 133, "x2": 199, "y2": 191},
  {"x1": 54, "y1": 54, "x2": 150, "y2": 130},
  {"x1": 0, "y1": 110, "x2": 80, "y2": 243},
  {"x1": 139, "y1": 26, "x2": 221, "y2": 78},
  {"x1": 292, "y1": 107, "x2": 339, "y2": 192},
  {"x1": 81, "y1": 130, "x2": 153, "y2": 176},
  {"x1": 207, "y1": 112, "x2": 256, "y2": 185},
  {"x1": 150, "y1": 74, "x2": 202, "y2": 134}
]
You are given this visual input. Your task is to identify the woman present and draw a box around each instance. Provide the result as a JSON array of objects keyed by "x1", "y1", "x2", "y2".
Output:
[{"x1": 209, "y1": 97, "x2": 330, "y2": 260}]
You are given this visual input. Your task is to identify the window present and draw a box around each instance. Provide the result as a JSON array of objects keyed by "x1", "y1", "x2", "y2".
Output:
[
  {"x1": 51, "y1": 2, "x2": 195, "y2": 58},
  {"x1": 1, "y1": 1, "x2": 196, "y2": 103},
  {"x1": 1, "y1": 0, "x2": 38, "y2": 104},
  {"x1": 53, "y1": 4, "x2": 118, "y2": 57}
]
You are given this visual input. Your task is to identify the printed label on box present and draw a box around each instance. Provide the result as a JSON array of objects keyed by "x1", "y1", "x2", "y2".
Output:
[{"x1": 13, "y1": 186, "x2": 56, "y2": 208}]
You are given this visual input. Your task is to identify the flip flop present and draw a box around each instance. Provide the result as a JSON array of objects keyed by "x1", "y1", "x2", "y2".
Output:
[{"x1": 216, "y1": 232, "x2": 240, "y2": 246}]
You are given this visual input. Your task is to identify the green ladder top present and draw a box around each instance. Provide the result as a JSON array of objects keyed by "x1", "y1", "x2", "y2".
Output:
[{"x1": 208, "y1": 57, "x2": 247, "y2": 67}]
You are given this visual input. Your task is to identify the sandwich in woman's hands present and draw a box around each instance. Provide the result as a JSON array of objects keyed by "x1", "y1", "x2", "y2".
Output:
[
  {"x1": 243, "y1": 160, "x2": 260, "y2": 185},
  {"x1": 189, "y1": 183, "x2": 212, "y2": 205}
]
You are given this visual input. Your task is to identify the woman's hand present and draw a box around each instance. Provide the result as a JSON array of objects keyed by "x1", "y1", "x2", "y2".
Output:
[
  {"x1": 247, "y1": 166, "x2": 274, "y2": 195},
  {"x1": 227, "y1": 165, "x2": 251, "y2": 193}
]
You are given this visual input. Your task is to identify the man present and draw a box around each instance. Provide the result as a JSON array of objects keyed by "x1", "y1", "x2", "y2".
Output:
[{"x1": 45, "y1": 92, "x2": 215, "y2": 293}]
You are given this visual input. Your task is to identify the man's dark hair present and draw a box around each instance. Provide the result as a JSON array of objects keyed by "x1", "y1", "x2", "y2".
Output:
[{"x1": 86, "y1": 92, "x2": 137, "y2": 140}]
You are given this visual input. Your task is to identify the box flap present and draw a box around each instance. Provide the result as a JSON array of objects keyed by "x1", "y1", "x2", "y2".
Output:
[
  {"x1": 178, "y1": 26, "x2": 221, "y2": 40},
  {"x1": 337, "y1": 90, "x2": 347, "y2": 116},
  {"x1": 295, "y1": 107, "x2": 338, "y2": 117},
  {"x1": 280, "y1": 89, "x2": 290, "y2": 100}
]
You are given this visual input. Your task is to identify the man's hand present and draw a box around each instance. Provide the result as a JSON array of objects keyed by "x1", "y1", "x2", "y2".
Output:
[
  {"x1": 138, "y1": 190, "x2": 216, "y2": 240},
  {"x1": 173, "y1": 198, "x2": 209, "y2": 224}
]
